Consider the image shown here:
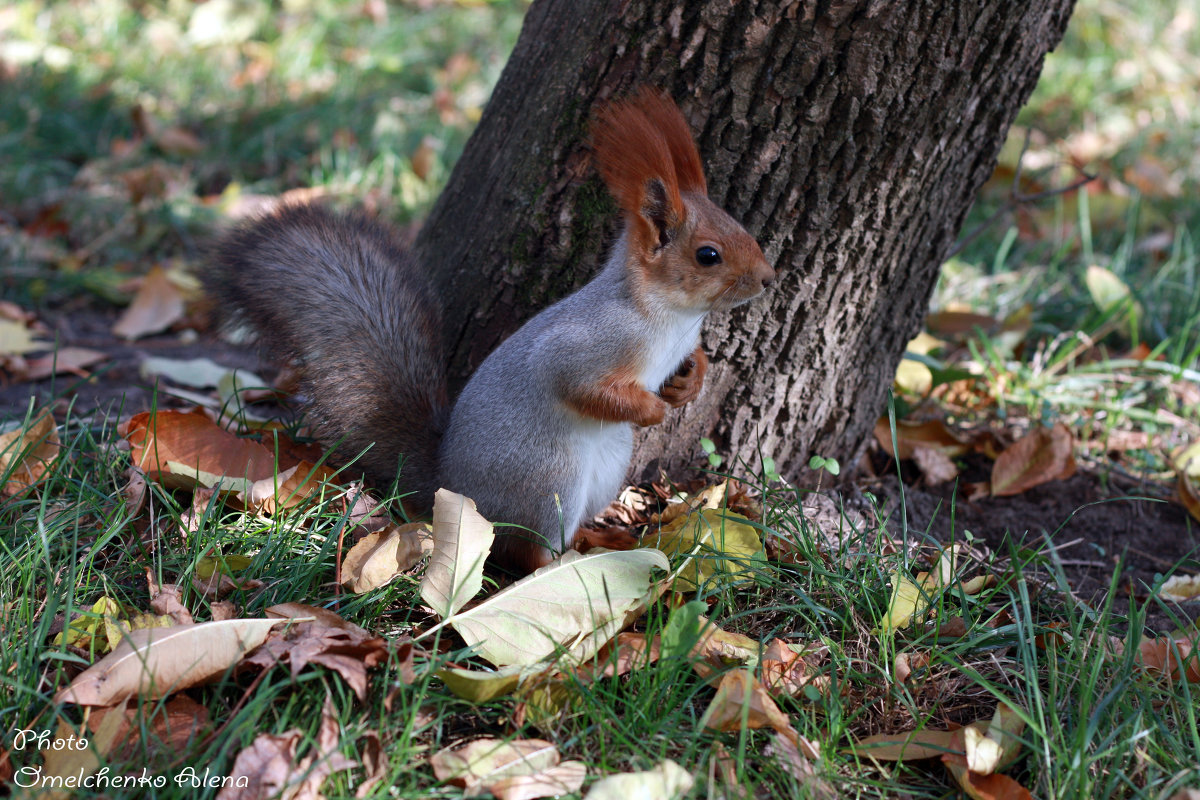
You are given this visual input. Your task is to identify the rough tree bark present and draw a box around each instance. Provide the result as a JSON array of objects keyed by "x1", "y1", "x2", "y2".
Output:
[{"x1": 415, "y1": 0, "x2": 1075, "y2": 482}]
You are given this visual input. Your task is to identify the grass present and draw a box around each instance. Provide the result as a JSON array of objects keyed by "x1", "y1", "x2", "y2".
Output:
[{"x1": 2, "y1": 0, "x2": 1200, "y2": 797}]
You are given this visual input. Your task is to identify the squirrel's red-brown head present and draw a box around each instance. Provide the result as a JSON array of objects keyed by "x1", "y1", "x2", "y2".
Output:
[{"x1": 591, "y1": 87, "x2": 774, "y2": 313}]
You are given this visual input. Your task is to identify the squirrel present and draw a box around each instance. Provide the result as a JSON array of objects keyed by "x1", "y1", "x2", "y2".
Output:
[{"x1": 202, "y1": 87, "x2": 775, "y2": 574}]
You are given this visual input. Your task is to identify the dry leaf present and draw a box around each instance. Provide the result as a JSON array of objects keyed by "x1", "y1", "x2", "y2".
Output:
[
  {"x1": 56, "y1": 618, "x2": 284, "y2": 705},
  {"x1": 112, "y1": 264, "x2": 186, "y2": 340},
  {"x1": 146, "y1": 569, "x2": 195, "y2": 625},
  {"x1": 894, "y1": 651, "x2": 930, "y2": 684},
  {"x1": 125, "y1": 408, "x2": 277, "y2": 491},
  {"x1": 239, "y1": 461, "x2": 337, "y2": 514},
  {"x1": 431, "y1": 738, "x2": 560, "y2": 794},
  {"x1": 761, "y1": 638, "x2": 827, "y2": 697},
  {"x1": 218, "y1": 702, "x2": 355, "y2": 800},
  {"x1": 874, "y1": 417, "x2": 974, "y2": 461},
  {"x1": 243, "y1": 606, "x2": 388, "y2": 701},
  {"x1": 36, "y1": 712, "x2": 126, "y2": 800},
  {"x1": 0, "y1": 411, "x2": 60, "y2": 495},
  {"x1": 645, "y1": 508, "x2": 764, "y2": 590},
  {"x1": 444, "y1": 548, "x2": 669, "y2": 668},
  {"x1": 1138, "y1": 635, "x2": 1200, "y2": 683},
  {"x1": 1159, "y1": 574, "x2": 1200, "y2": 602},
  {"x1": 912, "y1": 444, "x2": 960, "y2": 486},
  {"x1": 19, "y1": 347, "x2": 108, "y2": 381},
  {"x1": 990, "y1": 423, "x2": 1076, "y2": 496},
  {"x1": 583, "y1": 760, "x2": 693, "y2": 800},
  {"x1": 700, "y1": 668, "x2": 794, "y2": 739},
  {"x1": 341, "y1": 522, "x2": 432, "y2": 593},
  {"x1": 420, "y1": 489, "x2": 495, "y2": 618}
]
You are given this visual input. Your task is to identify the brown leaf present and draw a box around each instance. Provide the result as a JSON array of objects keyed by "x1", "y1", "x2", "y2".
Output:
[
  {"x1": 1138, "y1": 635, "x2": 1200, "y2": 683},
  {"x1": 912, "y1": 443, "x2": 960, "y2": 486},
  {"x1": 87, "y1": 695, "x2": 210, "y2": 762},
  {"x1": 1178, "y1": 471, "x2": 1200, "y2": 525},
  {"x1": 192, "y1": 571, "x2": 264, "y2": 600},
  {"x1": 244, "y1": 606, "x2": 389, "y2": 701},
  {"x1": 219, "y1": 699, "x2": 355, "y2": 800},
  {"x1": 575, "y1": 632, "x2": 662, "y2": 683},
  {"x1": 18, "y1": 347, "x2": 108, "y2": 381},
  {"x1": 990, "y1": 423, "x2": 1076, "y2": 497},
  {"x1": 700, "y1": 668, "x2": 794, "y2": 739},
  {"x1": 875, "y1": 417, "x2": 975, "y2": 461},
  {"x1": 943, "y1": 755, "x2": 1034, "y2": 800},
  {"x1": 761, "y1": 638, "x2": 828, "y2": 697},
  {"x1": 239, "y1": 461, "x2": 338, "y2": 514},
  {"x1": 146, "y1": 568, "x2": 194, "y2": 625},
  {"x1": 894, "y1": 651, "x2": 930, "y2": 684},
  {"x1": 0, "y1": 411, "x2": 60, "y2": 495},
  {"x1": 121, "y1": 466, "x2": 149, "y2": 516},
  {"x1": 125, "y1": 408, "x2": 278, "y2": 491},
  {"x1": 766, "y1": 732, "x2": 835, "y2": 799},
  {"x1": 211, "y1": 601, "x2": 238, "y2": 621},
  {"x1": 340, "y1": 522, "x2": 433, "y2": 593},
  {"x1": 112, "y1": 265, "x2": 185, "y2": 340}
]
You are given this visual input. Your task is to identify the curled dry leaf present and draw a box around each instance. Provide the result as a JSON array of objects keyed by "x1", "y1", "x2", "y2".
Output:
[
  {"x1": 583, "y1": 760, "x2": 693, "y2": 800},
  {"x1": 874, "y1": 417, "x2": 974, "y2": 461},
  {"x1": 112, "y1": 264, "x2": 186, "y2": 340},
  {"x1": 894, "y1": 651, "x2": 930, "y2": 684},
  {"x1": 86, "y1": 695, "x2": 210, "y2": 762},
  {"x1": 0, "y1": 411, "x2": 60, "y2": 496},
  {"x1": 420, "y1": 489, "x2": 495, "y2": 619},
  {"x1": 341, "y1": 521, "x2": 433, "y2": 593},
  {"x1": 1138, "y1": 635, "x2": 1200, "y2": 683},
  {"x1": 125, "y1": 408, "x2": 277, "y2": 491},
  {"x1": 990, "y1": 423, "x2": 1076, "y2": 497},
  {"x1": 765, "y1": 733, "x2": 835, "y2": 799},
  {"x1": 239, "y1": 461, "x2": 338, "y2": 514},
  {"x1": 761, "y1": 638, "x2": 828, "y2": 697},
  {"x1": 56, "y1": 618, "x2": 285, "y2": 706}
]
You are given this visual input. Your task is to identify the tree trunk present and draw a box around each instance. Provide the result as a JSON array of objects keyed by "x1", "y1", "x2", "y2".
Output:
[{"x1": 415, "y1": 0, "x2": 1074, "y2": 483}]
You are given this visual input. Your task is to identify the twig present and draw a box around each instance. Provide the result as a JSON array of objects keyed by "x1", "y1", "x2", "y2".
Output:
[{"x1": 946, "y1": 129, "x2": 1097, "y2": 259}]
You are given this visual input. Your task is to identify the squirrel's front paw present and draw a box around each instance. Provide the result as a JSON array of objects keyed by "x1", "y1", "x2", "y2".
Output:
[{"x1": 659, "y1": 348, "x2": 708, "y2": 408}]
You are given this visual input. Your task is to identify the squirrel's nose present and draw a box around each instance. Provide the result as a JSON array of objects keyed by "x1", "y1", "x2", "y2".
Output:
[{"x1": 757, "y1": 261, "x2": 776, "y2": 290}]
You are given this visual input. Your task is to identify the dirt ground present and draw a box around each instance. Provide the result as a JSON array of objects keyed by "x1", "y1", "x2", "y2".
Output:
[
  {"x1": 5, "y1": 305, "x2": 1199, "y2": 632},
  {"x1": 860, "y1": 454, "x2": 1199, "y2": 633}
]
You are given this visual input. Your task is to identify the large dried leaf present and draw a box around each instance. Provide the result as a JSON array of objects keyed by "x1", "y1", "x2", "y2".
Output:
[
  {"x1": 445, "y1": 548, "x2": 668, "y2": 667},
  {"x1": 583, "y1": 760, "x2": 693, "y2": 800},
  {"x1": 874, "y1": 417, "x2": 974, "y2": 461},
  {"x1": 1158, "y1": 574, "x2": 1200, "y2": 603},
  {"x1": 1138, "y1": 635, "x2": 1200, "y2": 683},
  {"x1": 19, "y1": 347, "x2": 107, "y2": 381},
  {"x1": 112, "y1": 264, "x2": 186, "y2": 340},
  {"x1": 342, "y1": 522, "x2": 433, "y2": 593},
  {"x1": 420, "y1": 489, "x2": 495, "y2": 618},
  {"x1": 990, "y1": 423, "x2": 1075, "y2": 497},
  {"x1": 0, "y1": 411, "x2": 60, "y2": 495},
  {"x1": 125, "y1": 408, "x2": 277, "y2": 490},
  {"x1": 55, "y1": 618, "x2": 284, "y2": 705},
  {"x1": 850, "y1": 728, "x2": 962, "y2": 762},
  {"x1": 239, "y1": 461, "x2": 338, "y2": 513},
  {"x1": 0, "y1": 317, "x2": 49, "y2": 355}
]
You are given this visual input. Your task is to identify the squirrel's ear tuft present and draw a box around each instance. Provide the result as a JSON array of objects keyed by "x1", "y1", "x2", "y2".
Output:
[{"x1": 591, "y1": 87, "x2": 707, "y2": 246}]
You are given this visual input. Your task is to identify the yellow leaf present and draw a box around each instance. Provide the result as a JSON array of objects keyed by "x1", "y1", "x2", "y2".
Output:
[
  {"x1": 646, "y1": 508, "x2": 764, "y2": 590},
  {"x1": 880, "y1": 571, "x2": 926, "y2": 632},
  {"x1": 195, "y1": 554, "x2": 253, "y2": 579},
  {"x1": 1159, "y1": 574, "x2": 1200, "y2": 603}
]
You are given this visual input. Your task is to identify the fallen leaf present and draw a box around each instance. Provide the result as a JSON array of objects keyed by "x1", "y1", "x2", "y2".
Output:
[
  {"x1": 140, "y1": 355, "x2": 241, "y2": 389},
  {"x1": 912, "y1": 443, "x2": 960, "y2": 485},
  {"x1": 874, "y1": 417, "x2": 974, "y2": 461},
  {"x1": 112, "y1": 264, "x2": 186, "y2": 340},
  {"x1": 243, "y1": 606, "x2": 388, "y2": 701},
  {"x1": 990, "y1": 423, "x2": 1075, "y2": 496},
  {"x1": 56, "y1": 618, "x2": 284, "y2": 705},
  {"x1": 341, "y1": 521, "x2": 433, "y2": 593},
  {"x1": 850, "y1": 728, "x2": 962, "y2": 762},
  {"x1": 1138, "y1": 635, "x2": 1200, "y2": 683},
  {"x1": 765, "y1": 732, "x2": 836, "y2": 799},
  {"x1": 447, "y1": 548, "x2": 669, "y2": 668},
  {"x1": 646, "y1": 508, "x2": 765, "y2": 590},
  {"x1": 19, "y1": 347, "x2": 108, "y2": 381},
  {"x1": 583, "y1": 760, "x2": 693, "y2": 800},
  {"x1": 146, "y1": 569, "x2": 195, "y2": 625},
  {"x1": 1158, "y1": 574, "x2": 1200, "y2": 603},
  {"x1": 420, "y1": 489, "x2": 495, "y2": 619},
  {"x1": 125, "y1": 408, "x2": 277, "y2": 490},
  {"x1": 0, "y1": 411, "x2": 60, "y2": 495},
  {"x1": 760, "y1": 638, "x2": 827, "y2": 697},
  {"x1": 37, "y1": 712, "x2": 126, "y2": 800},
  {"x1": 240, "y1": 461, "x2": 338, "y2": 514},
  {"x1": 894, "y1": 651, "x2": 929, "y2": 684},
  {"x1": 430, "y1": 738, "x2": 560, "y2": 794},
  {"x1": 490, "y1": 761, "x2": 587, "y2": 800},
  {"x1": 700, "y1": 668, "x2": 794, "y2": 739}
]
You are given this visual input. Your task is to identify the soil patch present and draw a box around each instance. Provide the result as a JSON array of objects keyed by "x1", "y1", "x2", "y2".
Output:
[{"x1": 861, "y1": 454, "x2": 1200, "y2": 634}]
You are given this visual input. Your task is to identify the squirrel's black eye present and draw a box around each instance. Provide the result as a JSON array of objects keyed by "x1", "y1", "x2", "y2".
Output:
[{"x1": 696, "y1": 246, "x2": 722, "y2": 266}]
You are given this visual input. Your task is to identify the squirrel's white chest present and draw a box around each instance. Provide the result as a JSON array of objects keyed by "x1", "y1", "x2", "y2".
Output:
[{"x1": 637, "y1": 309, "x2": 705, "y2": 390}]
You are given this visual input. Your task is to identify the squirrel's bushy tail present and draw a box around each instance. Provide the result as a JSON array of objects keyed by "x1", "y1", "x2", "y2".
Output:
[{"x1": 203, "y1": 204, "x2": 448, "y2": 509}]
